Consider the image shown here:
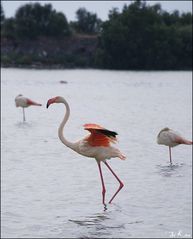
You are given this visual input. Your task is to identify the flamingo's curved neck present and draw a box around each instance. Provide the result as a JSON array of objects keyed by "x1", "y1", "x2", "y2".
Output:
[{"x1": 58, "y1": 99, "x2": 77, "y2": 151}]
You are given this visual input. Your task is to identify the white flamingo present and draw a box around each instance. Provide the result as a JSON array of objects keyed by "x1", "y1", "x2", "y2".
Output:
[
  {"x1": 157, "y1": 127, "x2": 192, "y2": 164},
  {"x1": 15, "y1": 94, "x2": 42, "y2": 122},
  {"x1": 47, "y1": 96, "x2": 126, "y2": 207}
]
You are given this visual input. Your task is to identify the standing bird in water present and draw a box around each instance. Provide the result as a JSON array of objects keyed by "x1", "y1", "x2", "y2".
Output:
[
  {"x1": 47, "y1": 96, "x2": 126, "y2": 207},
  {"x1": 15, "y1": 94, "x2": 42, "y2": 122},
  {"x1": 157, "y1": 127, "x2": 192, "y2": 164}
]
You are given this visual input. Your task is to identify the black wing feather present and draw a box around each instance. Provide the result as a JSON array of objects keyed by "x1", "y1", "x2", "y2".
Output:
[{"x1": 95, "y1": 129, "x2": 118, "y2": 138}]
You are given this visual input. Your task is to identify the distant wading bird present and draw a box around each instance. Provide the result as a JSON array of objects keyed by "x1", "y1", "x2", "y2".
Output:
[
  {"x1": 46, "y1": 96, "x2": 126, "y2": 207},
  {"x1": 157, "y1": 127, "x2": 192, "y2": 164},
  {"x1": 15, "y1": 94, "x2": 42, "y2": 122}
]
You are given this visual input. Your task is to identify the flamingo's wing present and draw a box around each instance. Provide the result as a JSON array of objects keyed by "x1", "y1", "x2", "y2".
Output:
[{"x1": 84, "y1": 123, "x2": 118, "y2": 146}]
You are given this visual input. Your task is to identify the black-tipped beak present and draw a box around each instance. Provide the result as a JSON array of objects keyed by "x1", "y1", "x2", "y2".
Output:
[
  {"x1": 46, "y1": 97, "x2": 57, "y2": 108},
  {"x1": 46, "y1": 102, "x2": 50, "y2": 108}
]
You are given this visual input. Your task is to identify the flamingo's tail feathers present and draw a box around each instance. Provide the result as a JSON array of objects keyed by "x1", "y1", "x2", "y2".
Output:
[
  {"x1": 175, "y1": 136, "x2": 192, "y2": 145},
  {"x1": 27, "y1": 99, "x2": 42, "y2": 106},
  {"x1": 119, "y1": 154, "x2": 126, "y2": 160},
  {"x1": 183, "y1": 140, "x2": 193, "y2": 145},
  {"x1": 31, "y1": 103, "x2": 42, "y2": 106}
]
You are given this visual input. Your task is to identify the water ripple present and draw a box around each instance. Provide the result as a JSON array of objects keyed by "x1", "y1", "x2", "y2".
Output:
[{"x1": 155, "y1": 163, "x2": 186, "y2": 177}]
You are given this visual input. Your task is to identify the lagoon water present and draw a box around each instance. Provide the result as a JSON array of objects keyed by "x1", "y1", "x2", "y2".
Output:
[{"x1": 1, "y1": 68, "x2": 192, "y2": 238}]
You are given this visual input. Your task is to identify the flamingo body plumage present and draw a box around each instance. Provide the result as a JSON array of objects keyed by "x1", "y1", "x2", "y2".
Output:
[
  {"x1": 157, "y1": 127, "x2": 192, "y2": 164},
  {"x1": 15, "y1": 94, "x2": 42, "y2": 121},
  {"x1": 75, "y1": 123, "x2": 126, "y2": 161},
  {"x1": 47, "y1": 96, "x2": 126, "y2": 207}
]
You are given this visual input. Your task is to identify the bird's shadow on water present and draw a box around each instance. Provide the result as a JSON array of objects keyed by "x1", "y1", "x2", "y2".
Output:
[{"x1": 155, "y1": 162, "x2": 185, "y2": 177}]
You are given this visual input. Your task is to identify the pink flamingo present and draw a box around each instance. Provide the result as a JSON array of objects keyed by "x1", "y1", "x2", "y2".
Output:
[
  {"x1": 15, "y1": 94, "x2": 42, "y2": 121},
  {"x1": 157, "y1": 127, "x2": 192, "y2": 164},
  {"x1": 47, "y1": 96, "x2": 126, "y2": 207}
]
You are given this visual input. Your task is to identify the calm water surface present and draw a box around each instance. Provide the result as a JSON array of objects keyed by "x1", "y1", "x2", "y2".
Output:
[{"x1": 1, "y1": 69, "x2": 192, "y2": 238}]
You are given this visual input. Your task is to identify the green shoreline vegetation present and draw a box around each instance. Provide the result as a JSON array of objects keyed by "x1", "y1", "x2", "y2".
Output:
[{"x1": 1, "y1": 0, "x2": 192, "y2": 70}]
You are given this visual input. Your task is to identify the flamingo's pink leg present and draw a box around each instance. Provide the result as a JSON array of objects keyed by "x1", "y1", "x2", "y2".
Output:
[
  {"x1": 97, "y1": 162, "x2": 106, "y2": 206},
  {"x1": 22, "y1": 108, "x2": 26, "y2": 122},
  {"x1": 169, "y1": 146, "x2": 172, "y2": 165},
  {"x1": 104, "y1": 161, "x2": 124, "y2": 204}
]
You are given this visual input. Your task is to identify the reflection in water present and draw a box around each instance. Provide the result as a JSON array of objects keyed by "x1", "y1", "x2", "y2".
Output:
[
  {"x1": 156, "y1": 163, "x2": 184, "y2": 177},
  {"x1": 69, "y1": 212, "x2": 111, "y2": 238},
  {"x1": 69, "y1": 210, "x2": 126, "y2": 238},
  {"x1": 69, "y1": 213, "x2": 110, "y2": 227},
  {"x1": 68, "y1": 205, "x2": 144, "y2": 238},
  {"x1": 15, "y1": 122, "x2": 32, "y2": 128}
]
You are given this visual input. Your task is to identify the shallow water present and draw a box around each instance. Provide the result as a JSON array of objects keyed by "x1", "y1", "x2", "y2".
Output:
[{"x1": 1, "y1": 68, "x2": 192, "y2": 238}]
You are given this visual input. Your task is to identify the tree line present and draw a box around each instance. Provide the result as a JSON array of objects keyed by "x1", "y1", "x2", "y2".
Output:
[
  {"x1": 1, "y1": 1, "x2": 192, "y2": 70},
  {"x1": 1, "y1": 2, "x2": 102, "y2": 38}
]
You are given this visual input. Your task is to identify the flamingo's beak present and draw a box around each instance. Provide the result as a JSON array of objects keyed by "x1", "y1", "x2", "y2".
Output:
[
  {"x1": 46, "y1": 98, "x2": 55, "y2": 108},
  {"x1": 46, "y1": 101, "x2": 50, "y2": 108},
  {"x1": 47, "y1": 96, "x2": 60, "y2": 108}
]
